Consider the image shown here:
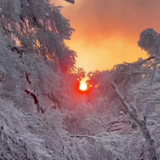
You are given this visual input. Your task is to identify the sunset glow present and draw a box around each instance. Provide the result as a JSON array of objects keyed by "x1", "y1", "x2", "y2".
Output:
[
  {"x1": 51, "y1": 0, "x2": 159, "y2": 72},
  {"x1": 79, "y1": 82, "x2": 88, "y2": 91}
]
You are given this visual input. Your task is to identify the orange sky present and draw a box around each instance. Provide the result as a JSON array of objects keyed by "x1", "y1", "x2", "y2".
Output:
[{"x1": 51, "y1": 0, "x2": 160, "y2": 72}]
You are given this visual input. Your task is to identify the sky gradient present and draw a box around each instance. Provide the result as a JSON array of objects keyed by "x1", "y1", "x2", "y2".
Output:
[{"x1": 52, "y1": 0, "x2": 160, "y2": 72}]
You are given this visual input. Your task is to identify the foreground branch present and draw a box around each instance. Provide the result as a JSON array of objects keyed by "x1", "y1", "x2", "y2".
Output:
[{"x1": 108, "y1": 79, "x2": 157, "y2": 160}]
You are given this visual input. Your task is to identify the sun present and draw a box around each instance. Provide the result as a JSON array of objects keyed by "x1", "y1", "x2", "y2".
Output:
[{"x1": 79, "y1": 82, "x2": 88, "y2": 91}]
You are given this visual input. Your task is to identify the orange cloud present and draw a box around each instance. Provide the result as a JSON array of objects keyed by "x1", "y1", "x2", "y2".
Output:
[{"x1": 52, "y1": 0, "x2": 160, "y2": 72}]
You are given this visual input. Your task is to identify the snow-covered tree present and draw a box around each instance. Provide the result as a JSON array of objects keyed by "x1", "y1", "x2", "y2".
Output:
[
  {"x1": 0, "y1": 0, "x2": 79, "y2": 113},
  {"x1": 0, "y1": 0, "x2": 76, "y2": 73},
  {"x1": 86, "y1": 28, "x2": 160, "y2": 160},
  {"x1": 103, "y1": 28, "x2": 160, "y2": 160},
  {"x1": 0, "y1": 1, "x2": 90, "y2": 159}
]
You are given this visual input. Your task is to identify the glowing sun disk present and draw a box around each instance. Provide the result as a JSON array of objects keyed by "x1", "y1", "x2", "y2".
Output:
[{"x1": 79, "y1": 82, "x2": 87, "y2": 91}]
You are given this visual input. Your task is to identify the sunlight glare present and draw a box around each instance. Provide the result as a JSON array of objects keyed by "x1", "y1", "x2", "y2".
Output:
[{"x1": 79, "y1": 82, "x2": 87, "y2": 91}]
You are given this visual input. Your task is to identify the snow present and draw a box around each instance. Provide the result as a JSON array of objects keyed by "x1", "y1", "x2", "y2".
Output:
[{"x1": 0, "y1": 0, "x2": 160, "y2": 159}]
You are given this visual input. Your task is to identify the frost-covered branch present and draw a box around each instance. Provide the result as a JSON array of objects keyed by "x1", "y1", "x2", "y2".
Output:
[{"x1": 108, "y1": 78, "x2": 157, "y2": 160}]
